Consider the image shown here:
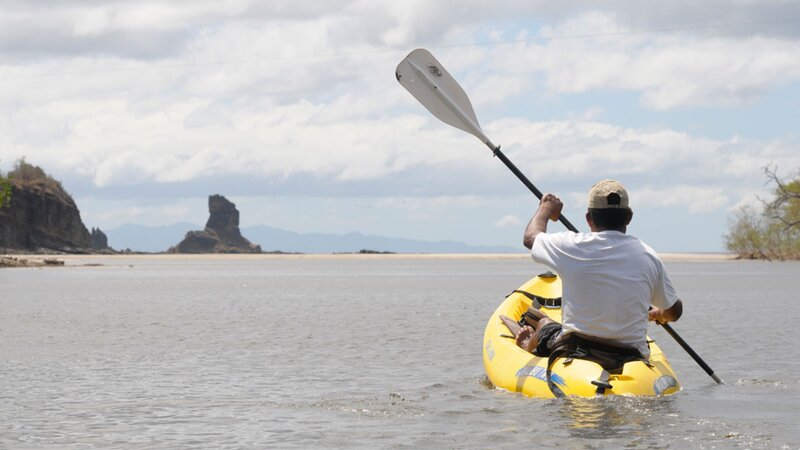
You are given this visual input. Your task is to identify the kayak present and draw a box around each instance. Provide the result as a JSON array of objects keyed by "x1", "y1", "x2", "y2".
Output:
[{"x1": 482, "y1": 272, "x2": 681, "y2": 398}]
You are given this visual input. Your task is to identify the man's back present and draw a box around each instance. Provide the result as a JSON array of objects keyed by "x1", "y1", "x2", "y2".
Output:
[{"x1": 531, "y1": 230, "x2": 678, "y2": 356}]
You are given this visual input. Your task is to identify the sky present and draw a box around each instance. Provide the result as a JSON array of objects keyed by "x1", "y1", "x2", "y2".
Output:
[{"x1": 1, "y1": 0, "x2": 799, "y2": 252}]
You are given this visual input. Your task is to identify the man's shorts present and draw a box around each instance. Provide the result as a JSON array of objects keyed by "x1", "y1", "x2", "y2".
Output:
[{"x1": 535, "y1": 322, "x2": 563, "y2": 356}]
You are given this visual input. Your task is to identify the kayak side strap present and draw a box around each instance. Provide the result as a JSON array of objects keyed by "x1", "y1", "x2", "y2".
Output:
[
  {"x1": 510, "y1": 290, "x2": 562, "y2": 309},
  {"x1": 546, "y1": 348, "x2": 570, "y2": 398}
]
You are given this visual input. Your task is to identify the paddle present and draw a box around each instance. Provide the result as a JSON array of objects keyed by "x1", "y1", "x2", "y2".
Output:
[
  {"x1": 395, "y1": 48, "x2": 578, "y2": 233},
  {"x1": 395, "y1": 48, "x2": 724, "y2": 385}
]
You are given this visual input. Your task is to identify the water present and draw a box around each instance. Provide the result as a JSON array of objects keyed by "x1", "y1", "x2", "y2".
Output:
[{"x1": 1, "y1": 255, "x2": 799, "y2": 449}]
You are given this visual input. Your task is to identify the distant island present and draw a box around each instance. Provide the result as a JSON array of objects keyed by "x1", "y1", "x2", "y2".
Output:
[{"x1": 169, "y1": 195, "x2": 261, "y2": 254}]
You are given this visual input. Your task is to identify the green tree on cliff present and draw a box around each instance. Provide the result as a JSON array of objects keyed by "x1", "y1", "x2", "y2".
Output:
[
  {"x1": 725, "y1": 167, "x2": 800, "y2": 260},
  {"x1": 2, "y1": 158, "x2": 73, "y2": 209},
  {"x1": 0, "y1": 164, "x2": 10, "y2": 208},
  {"x1": 7, "y1": 158, "x2": 71, "y2": 203}
]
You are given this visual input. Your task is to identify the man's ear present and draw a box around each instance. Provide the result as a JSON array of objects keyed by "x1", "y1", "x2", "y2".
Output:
[{"x1": 626, "y1": 210, "x2": 633, "y2": 225}]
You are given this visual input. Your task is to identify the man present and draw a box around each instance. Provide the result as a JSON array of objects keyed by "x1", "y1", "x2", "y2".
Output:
[{"x1": 512, "y1": 179, "x2": 682, "y2": 359}]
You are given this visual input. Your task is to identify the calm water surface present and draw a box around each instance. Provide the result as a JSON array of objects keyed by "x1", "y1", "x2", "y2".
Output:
[{"x1": 1, "y1": 255, "x2": 799, "y2": 449}]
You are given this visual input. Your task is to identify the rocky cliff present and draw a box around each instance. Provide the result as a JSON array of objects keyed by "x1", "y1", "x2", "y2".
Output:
[
  {"x1": 90, "y1": 227, "x2": 110, "y2": 250},
  {"x1": 169, "y1": 195, "x2": 262, "y2": 253},
  {"x1": 0, "y1": 179, "x2": 92, "y2": 253}
]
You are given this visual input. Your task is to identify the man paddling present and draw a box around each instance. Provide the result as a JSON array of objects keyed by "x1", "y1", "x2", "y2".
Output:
[{"x1": 507, "y1": 179, "x2": 683, "y2": 359}]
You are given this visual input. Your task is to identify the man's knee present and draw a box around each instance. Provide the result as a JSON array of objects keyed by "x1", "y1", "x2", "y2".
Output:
[
  {"x1": 532, "y1": 319, "x2": 562, "y2": 356},
  {"x1": 535, "y1": 317, "x2": 557, "y2": 331}
]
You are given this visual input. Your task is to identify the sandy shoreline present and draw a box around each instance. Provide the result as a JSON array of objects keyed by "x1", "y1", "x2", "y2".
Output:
[{"x1": 4, "y1": 252, "x2": 736, "y2": 266}]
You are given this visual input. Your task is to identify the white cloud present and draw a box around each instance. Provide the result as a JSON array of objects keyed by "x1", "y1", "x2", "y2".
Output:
[
  {"x1": 1, "y1": 1, "x2": 798, "y2": 60},
  {"x1": 495, "y1": 12, "x2": 800, "y2": 110},
  {"x1": 3, "y1": 78, "x2": 796, "y2": 215},
  {"x1": 727, "y1": 192, "x2": 767, "y2": 215},
  {"x1": 394, "y1": 10, "x2": 800, "y2": 111},
  {"x1": 634, "y1": 185, "x2": 729, "y2": 213},
  {"x1": 496, "y1": 214, "x2": 522, "y2": 228},
  {"x1": 79, "y1": 197, "x2": 203, "y2": 228},
  {"x1": 375, "y1": 195, "x2": 485, "y2": 211}
]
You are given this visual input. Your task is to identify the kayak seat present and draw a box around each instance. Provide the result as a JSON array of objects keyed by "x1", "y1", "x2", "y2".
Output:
[{"x1": 551, "y1": 332, "x2": 646, "y2": 373}]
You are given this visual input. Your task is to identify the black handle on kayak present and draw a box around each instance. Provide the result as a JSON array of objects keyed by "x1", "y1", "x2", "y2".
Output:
[{"x1": 659, "y1": 322, "x2": 724, "y2": 384}]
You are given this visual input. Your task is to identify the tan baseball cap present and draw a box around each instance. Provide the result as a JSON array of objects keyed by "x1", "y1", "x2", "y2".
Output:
[{"x1": 588, "y1": 179, "x2": 630, "y2": 209}]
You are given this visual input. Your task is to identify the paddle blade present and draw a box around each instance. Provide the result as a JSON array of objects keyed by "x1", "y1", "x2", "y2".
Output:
[{"x1": 396, "y1": 48, "x2": 491, "y2": 145}]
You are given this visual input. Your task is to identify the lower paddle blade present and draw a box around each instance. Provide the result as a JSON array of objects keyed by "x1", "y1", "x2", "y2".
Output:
[{"x1": 396, "y1": 48, "x2": 491, "y2": 145}]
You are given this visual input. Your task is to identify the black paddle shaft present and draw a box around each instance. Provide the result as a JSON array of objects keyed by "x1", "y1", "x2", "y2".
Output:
[
  {"x1": 661, "y1": 323, "x2": 724, "y2": 384},
  {"x1": 491, "y1": 146, "x2": 579, "y2": 233}
]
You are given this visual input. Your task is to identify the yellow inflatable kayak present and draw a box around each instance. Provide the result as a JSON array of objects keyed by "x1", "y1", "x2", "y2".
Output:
[{"x1": 482, "y1": 272, "x2": 681, "y2": 398}]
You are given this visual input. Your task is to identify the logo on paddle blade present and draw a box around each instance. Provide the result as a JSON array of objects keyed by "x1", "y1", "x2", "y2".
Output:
[{"x1": 426, "y1": 64, "x2": 442, "y2": 77}]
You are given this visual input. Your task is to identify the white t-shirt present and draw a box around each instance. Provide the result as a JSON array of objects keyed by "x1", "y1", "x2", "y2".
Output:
[{"x1": 531, "y1": 230, "x2": 678, "y2": 357}]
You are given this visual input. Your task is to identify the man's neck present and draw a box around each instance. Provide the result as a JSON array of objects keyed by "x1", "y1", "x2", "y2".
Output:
[{"x1": 590, "y1": 227, "x2": 627, "y2": 234}]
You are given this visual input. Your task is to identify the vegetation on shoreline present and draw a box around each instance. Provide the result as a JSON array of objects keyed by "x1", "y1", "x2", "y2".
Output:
[{"x1": 725, "y1": 167, "x2": 800, "y2": 260}]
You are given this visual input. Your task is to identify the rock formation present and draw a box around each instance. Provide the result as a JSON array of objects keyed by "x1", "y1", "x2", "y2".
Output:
[
  {"x1": 0, "y1": 167, "x2": 92, "y2": 253},
  {"x1": 169, "y1": 195, "x2": 262, "y2": 253},
  {"x1": 90, "y1": 227, "x2": 110, "y2": 250}
]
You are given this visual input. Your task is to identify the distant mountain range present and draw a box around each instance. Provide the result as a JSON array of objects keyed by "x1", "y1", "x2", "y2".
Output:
[{"x1": 105, "y1": 223, "x2": 521, "y2": 254}]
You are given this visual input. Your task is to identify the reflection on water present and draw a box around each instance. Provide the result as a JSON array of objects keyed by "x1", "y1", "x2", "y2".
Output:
[{"x1": 559, "y1": 396, "x2": 677, "y2": 439}]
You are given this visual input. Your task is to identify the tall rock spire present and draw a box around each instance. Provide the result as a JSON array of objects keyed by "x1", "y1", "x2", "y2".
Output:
[{"x1": 169, "y1": 195, "x2": 261, "y2": 253}]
